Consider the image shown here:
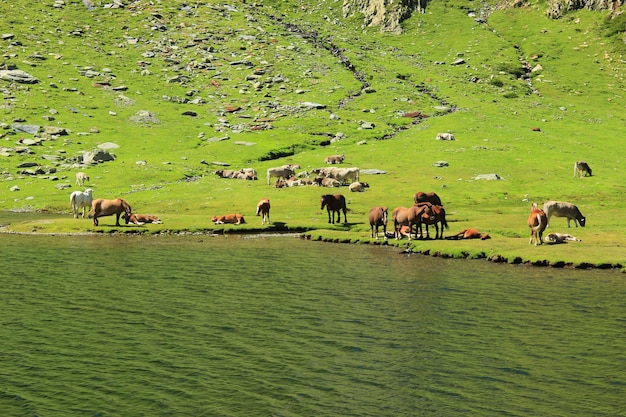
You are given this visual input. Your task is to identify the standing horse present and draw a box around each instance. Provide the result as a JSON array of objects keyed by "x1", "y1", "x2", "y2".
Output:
[
  {"x1": 320, "y1": 194, "x2": 347, "y2": 224},
  {"x1": 368, "y1": 206, "x2": 388, "y2": 239},
  {"x1": 392, "y1": 204, "x2": 435, "y2": 240},
  {"x1": 419, "y1": 204, "x2": 449, "y2": 239},
  {"x1": 256, "y1": 198, "x2": 271, "y2": 224},
  {"x1": 88, "y1": 198, "x2": 132, "y2": 226},
  {"x1": 70, "y1": 188, "x2": 94, "y2": 219},
  {"x1": 414, "y1": 191, "x2": 442, "y2": 206},
  {"x1": 528, "y1": 203, "x2": 547, "y2": 245}
]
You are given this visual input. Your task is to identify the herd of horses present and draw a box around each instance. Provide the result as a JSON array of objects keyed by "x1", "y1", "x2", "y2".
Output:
[{"x1": 69, "y1": 159, "x2": 589, "y2": 244}]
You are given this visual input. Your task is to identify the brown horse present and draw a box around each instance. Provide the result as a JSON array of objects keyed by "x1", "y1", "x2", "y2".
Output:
[
  {"x1": 321, "y1": 194, "x2": 347, "y2": 224},
  {"x1": 528, "y1": 203, "x2": 547, "y2": 245},
  {"x1": 88, "y1": 198, "x2": 132, "y2": 226},
  {"x1": 413, "y1": 191, "x2": 443, "y2": 206},
  {"x1": 419, "y1": 204, "x2": 449, "y2": 239},
  {"x1": 256, "y1": 198, "x2": 271, "y2": 224},
  {"x1": 368, "y1": 206, "x2": 388, "y2": 239},
  {"x1": 392, "y1": 204, "x2": 435, "y2": 240}
]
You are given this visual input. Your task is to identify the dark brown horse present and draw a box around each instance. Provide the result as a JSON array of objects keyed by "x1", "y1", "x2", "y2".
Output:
[
  {"x1": 413, "y1": 191, "x2": 442, "y2": 206},
  {"x1": 392, "y1": 204, "x2": 435, "y2": 240},
  {"x1": 88, "y1": 198, "x2": 132, "y2": 226},
  {"x1": 321, "y1": 194, "x2": 347, "y2": 224},
  {"x1": 419, "y1": 204, "x2": 449, "y2": 239},
  {"x1": 368, "y1": 206, "x2": 388, "y2": 239}
]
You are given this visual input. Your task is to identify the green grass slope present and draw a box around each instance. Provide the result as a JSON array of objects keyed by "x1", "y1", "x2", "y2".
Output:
[{"x1": 0, "y1": 0, "x2": 624, "y2": 269}]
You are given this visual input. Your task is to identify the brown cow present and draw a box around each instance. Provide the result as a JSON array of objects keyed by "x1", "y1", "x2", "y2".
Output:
[
  {"x1": 256, "y1": 198, "x2": 271, "y2": 225},
  {"x1": 126, "y1": 213, "x2": 162, "y2": 225},
  {"x1": 528, "y1": 203, "x2": 548, "y2": 245},
  {"x1": 211, "y1": 214, "x2": 246, "y2": 225},
  {"x1": 324, "y1": 154, "x2": 345, "y2": 164}
]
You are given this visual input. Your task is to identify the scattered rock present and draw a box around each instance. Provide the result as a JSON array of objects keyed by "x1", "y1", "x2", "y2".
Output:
[
  {"x1": 0, "y1": 70, "x2": 39, "y2": 84},
  {"x1": 473, "y1": 173, "x2": 503, "y2": 180}
]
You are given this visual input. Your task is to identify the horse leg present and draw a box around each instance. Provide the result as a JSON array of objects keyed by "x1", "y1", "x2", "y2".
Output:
[
  {"x1": 342, "y1": 208, "x2": 347, "y2": 223},
  {"x1": 327, "y1": 209, "x2": 332, "y2": 224},
  {"x1": 115, "y1": 212, "x2": 121, "y2": 226}
]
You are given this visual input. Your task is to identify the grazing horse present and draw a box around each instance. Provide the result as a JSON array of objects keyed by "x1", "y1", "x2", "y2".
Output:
[
  {"x1": 320, "y1": 194, "x2": 347, "y2": 224},
  {"x1": 419, "y1": 204, "x2": 449, "y2": 239},
  {"x1": 413, "y1": 191, "x2": 443, "y2": 206},
  {"x1": 70, "y1": 188, "x2": 94, "y2": 219},
  {"x1": 528, "y1": 203, "x2": 547, "y2": 245},
  {"x1": 75, "y1": 171, "x2": 89, "y2": 186},
  {"x1": 88, "y1": 198, "x2": 132, "y2": 226},
  {"x1": 368, "y1": 206, "x2": 388, "y2": 239},
  {"x1": 256, "y1": 198, "x2": 271, "y2": 224},
  {"x1": 126, "y1": 213, "x2": 162, "y2": 225},
  {"x1": 392, "y1": 204, "x2": 435, "y2": 240}
]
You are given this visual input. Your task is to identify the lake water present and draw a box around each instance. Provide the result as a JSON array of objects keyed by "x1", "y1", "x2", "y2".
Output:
[{"x1": 0, "y1": 231, "x2": 624, "y2": 417}]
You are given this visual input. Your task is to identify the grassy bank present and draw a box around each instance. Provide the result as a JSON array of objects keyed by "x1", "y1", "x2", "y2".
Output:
[{"x1": 1, "y1": 0, "x2": 624, "y2": 270}]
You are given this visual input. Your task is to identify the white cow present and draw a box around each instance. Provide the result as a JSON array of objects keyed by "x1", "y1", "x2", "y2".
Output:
[
  {"x1": 436, "y1": 132, "x2": 455, "y2": 141},
  {"x1": 266, "y1": 165, "x2": 296, "y2": 185},
  {"x1": 75, "y1": 171, "x2": 89, "y2": 186},
  {"x1": 349, "y1": 181, "x2": 369, "y2": 192},
  {"x1": 543, "y1": 201, "x2": 586, "y2": 228},
  {"x1": 70, "y1": 189, "x2": 94, "y2": 219}
]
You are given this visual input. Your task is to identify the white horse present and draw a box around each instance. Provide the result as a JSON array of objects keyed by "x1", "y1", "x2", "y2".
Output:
[{"x1": 70, "y1": 189, "x2": 94, "y2": 219}]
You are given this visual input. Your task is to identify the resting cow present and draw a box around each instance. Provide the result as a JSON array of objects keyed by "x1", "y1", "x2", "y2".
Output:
[
  {"x1": 544, "y1": 232, "x2": 581, "y2": 244},
  {"x1": 324, "y1": 154, "x2": 345, "y2": 164},
  {"x1": 349, "y1": 181, "x2": 369, "y2": 192},
  {"x1": 211, "y1": 214, "x2": 245, "y2": 225},
  {"x1": 574, "y1": 161, "x2": 592, "y2": 177},
  {"x1": 436, "y1": 132, "x2": 455, "y2": 141},
  {"x1": 267, "y1": 165, "x2": 296, "y2": 185},
  {"x1": 543, "y1": 201, "x2": 586, "y2": 228},
  {"x1": 126, "y1": 214, "x2": 162, "y2": 225}
]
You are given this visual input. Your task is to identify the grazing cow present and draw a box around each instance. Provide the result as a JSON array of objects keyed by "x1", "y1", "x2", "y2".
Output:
[
  {"x1": 446, "y1": 228, "x2": 491, "y2": 240},
  {"x1": 528, "y1": 203, "x2": 548, "y2": 245},
  {"x1": 574, "y1": 161, "x2": 592, "y2": 177},
  {"x1": 324, "y1": 154, "x2": 345, "y2": 164},
  {"x1": 544, "y1": 232, "x2": 581, "y2": 244},
  {"x1": 88, "y1": 198, "x2": 132, "y2": 226},
  {"x1": 211, "y1": 214, "x2": 245, "y2": 225},
  {"x1": 256, "y1": 198, "x2": 271, "y2": 224},
  {"x1": 419, "y1": 204, "x2": 449, "y2": 239},
  {"x1": 126, "y1": 214, "x2": 163, "y2": 225},
  {"x1": 543, "y1": 201, "x2": 586, "y2": 228},
  {"x1": 267, "y1": 165, "x2": 296, "y2": 185},
  {"x1": 320, "y1": 194, "x2": 347, "y2": 224},
  {"x1": 392, "y1": 205, "x2": 435, "y2": 240},
  {"x1": 369, "y1": 206, "x2": 388, "y2": 239},
  {"x1": 414, "y1": 191, "x2": 443, "y2": 206},
  {"x1": 349, "y1": 181, "x2": 369, "y2": 192},
  {"x1": 69, "y1": 188, "x2": 94, "y2": 219},
  {"x1": 436, "y1": 132, "x2": 455, "y2": 141},
  {"x1": 75, "y1": 172, "x2": 89, "y2": 186}
]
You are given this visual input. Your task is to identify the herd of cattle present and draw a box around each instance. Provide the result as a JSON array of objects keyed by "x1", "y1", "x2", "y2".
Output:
[{"x1": 69, "y1": 158, "x2": 591, "y2": 246}]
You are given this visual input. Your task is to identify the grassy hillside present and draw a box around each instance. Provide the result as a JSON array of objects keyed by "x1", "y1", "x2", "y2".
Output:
[{"x1": 1, "y1": 0, "x2": 624, "y2": 269}]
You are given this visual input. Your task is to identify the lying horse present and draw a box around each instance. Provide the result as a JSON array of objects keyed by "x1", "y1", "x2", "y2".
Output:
[
  {"x1": 368, "y1": 206, "x2": 388, "y2": 239},
  {"x1": 446, "y1": 228, "x2": 491, "y2": 240},
  {"x1": 392, "y1": 204, "x2": 435, "y2": 240},
  {"x1": 126, "y1": 213, "x2": 162, "y2": 225},
  {"x1": 70, "y1": 188, "x2": 93, "y2": 219},
  {"x1": 211, "y1": 214, "x2": 245, "y2": 225},
  {"x1": 88, "y1": 198, "x2": 132, "y2": 226},
  {"x1": 256, "y1": 198, "x2": 271, "y2": 224},
  {"x1": 321, "y1": 194, "x2": 347, "y2": 224},
  {"x1": 528, "y1": 203, "x2": 547, "y2": 245}
]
